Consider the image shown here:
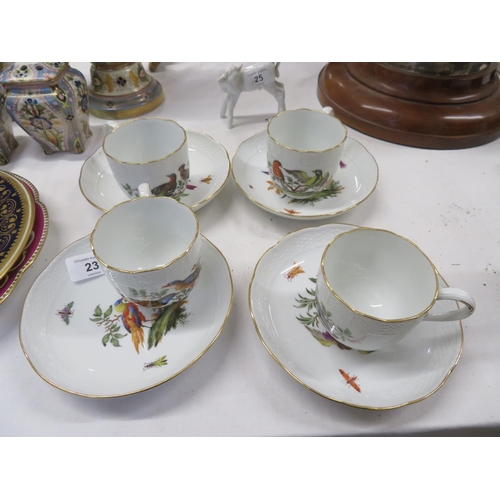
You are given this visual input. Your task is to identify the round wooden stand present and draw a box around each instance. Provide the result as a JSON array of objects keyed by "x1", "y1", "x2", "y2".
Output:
[{"x1": 317, "y1": 63, "x2": 500, "y2": 149}]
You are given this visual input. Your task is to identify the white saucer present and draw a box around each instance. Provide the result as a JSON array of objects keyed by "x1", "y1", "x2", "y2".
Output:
[
  {"x1": 20, "y1": 234, "x2": 233, "y2": 398},
  {"x1": 232, "y1": 131, "x2": 379, "y2": 219},
  {"x1": 79, "y1": 130, "x2": 230, "y2": 212},
  {"x1": 249, "y1": 223, "x2": 464, "y2": 410}
]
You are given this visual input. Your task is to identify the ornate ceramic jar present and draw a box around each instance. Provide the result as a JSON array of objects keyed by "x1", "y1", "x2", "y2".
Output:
[
  {"x1": 0, "y1": 62, "x2": 92, "y2": 155},
  {"x1": 88, "y1": 62, "x2": 164, "y2": 119},
  {"x1": 0, "y1": 86, "x2": 18, "y2": 165}
]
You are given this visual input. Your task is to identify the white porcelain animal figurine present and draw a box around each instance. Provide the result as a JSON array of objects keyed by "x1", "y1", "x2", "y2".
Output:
[{"x1": 218, "y1": 62, "x2": 286, "y2": 129}]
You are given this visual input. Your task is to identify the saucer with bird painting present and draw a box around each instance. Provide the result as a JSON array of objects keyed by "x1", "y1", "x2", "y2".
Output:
[
  {"x1": 249, "y1": 223, "x2": 464, "y2": 410},
  {"x1": 79, "y1": 130, "x2": 230, "y2": 212},
  {"x1": 232, "y1": 130, "x2": 378, "y2": 220},
  {"x1": 19, "y1": 234, "x2": 233, "y2": 398}
]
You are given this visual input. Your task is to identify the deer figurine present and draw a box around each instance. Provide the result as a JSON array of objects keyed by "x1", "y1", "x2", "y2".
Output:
[{"x1": 218, "y1": 62, "x2": 286, "y2": 129}]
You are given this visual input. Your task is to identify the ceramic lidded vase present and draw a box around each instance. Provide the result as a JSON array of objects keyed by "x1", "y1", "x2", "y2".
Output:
[
  {"x1": 0, "y1": 62, "x2": 92, "y2": 155},
  {"x1": 0, "y1": 84, "x2": 18, "y2": 165}
]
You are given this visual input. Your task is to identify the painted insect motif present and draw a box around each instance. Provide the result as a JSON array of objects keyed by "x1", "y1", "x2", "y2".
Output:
[
  {"x1": 284, "y1": 262, "x2": 305, "y2": 282},
  {"x1": 143, "y1": 355, "x2": 168, "y2": 371},
  {"x1": 56, "y1": 301, "x2": 74, "y2": 325},
  {"x1": 200, "y1": 175, "x2": 212, "y2": 184},
  {"x1": 284, "y1": 208, "x2": 300, "y2": 215},
  {"x1": 339, "y1": 369, "x2": 361, "y2": 393}
]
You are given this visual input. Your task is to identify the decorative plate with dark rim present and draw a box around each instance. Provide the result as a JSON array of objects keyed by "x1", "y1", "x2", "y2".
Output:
[
  {"x1": 0, "y1": 173, "x2": 49, "y2": 305},
  {"x1": 0, "y1": 170, "x2": 35, "y2": 280}
]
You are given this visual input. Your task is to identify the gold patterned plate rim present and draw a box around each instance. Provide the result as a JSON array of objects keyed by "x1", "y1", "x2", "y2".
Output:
[
  {"x1": 0, "y1": 170, "x2": 36, "y2": 280},
  {"x1": 0, "y1": 173, "x2": 49, "y2": 305}
]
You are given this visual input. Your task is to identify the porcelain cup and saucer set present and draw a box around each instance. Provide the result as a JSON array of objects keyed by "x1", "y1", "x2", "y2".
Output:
[
  {"x1": 232, "y1": 106, "x2": 378, "y2": 219},
  {"x1": 20, "y1": 117, "x2": 233, "y2": 397},
  {"x1": 79, "y1": 116, "x2": 231, "y2": 212},
  {"x1": 20, "y1": 105, "x2": 476, "y2": 408}
]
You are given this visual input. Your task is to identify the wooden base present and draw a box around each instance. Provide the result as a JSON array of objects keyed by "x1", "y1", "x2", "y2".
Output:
[{"x1": 317, "y1": 63, "x2": 500, "y2": 149}]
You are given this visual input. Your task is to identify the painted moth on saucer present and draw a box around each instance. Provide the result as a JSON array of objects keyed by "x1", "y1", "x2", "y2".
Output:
[{"x1": 56, "y1": 301, "x2": 74, "y2": 325}]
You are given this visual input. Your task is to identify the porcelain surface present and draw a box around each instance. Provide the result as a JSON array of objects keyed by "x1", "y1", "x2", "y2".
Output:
[
  {"x1": 103, "y1": 117, "x2": 189, "y2": 200},
  {"x1": 232, "y1": 131, "x2": 378, "y2": 219},
  {"x1": 0, "y1": 170, "x2": 35, "y2": 279},
  {"x1": 20, "y1": 234, "x2": 233, "y2": 398},
  {"x1": 80, "y1": 130, "x2": 230, "y2": 212},
  {"x1": 249, "y1": 223, "x2": 464, "y2": 410},
  {"x1": 315, "y1": 227, "x2": 475, "y2": 351},
  {"x1": 266, "y1": 108, "x2": 347, "y2": 198},
  {"x1": 0, "y1": 173, "x2": 48, "y2": 304},
  {"x1": 91, "y1": 196, "x2": 202, "y2": 310}
]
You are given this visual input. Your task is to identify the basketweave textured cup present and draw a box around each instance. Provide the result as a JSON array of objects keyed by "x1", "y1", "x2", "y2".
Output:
[
  {"x1": 266, "y1": 107, "x2": 347, "y2": 199},
  {"x1": 103, "y1": 117, "x2": 190, "y2": 200},
  {"x1": 315, "y1": 228, "x2": 476, "y2": 352},
  {"x1": 90, "y1": 185, "x2": 201, "y2": 309}
]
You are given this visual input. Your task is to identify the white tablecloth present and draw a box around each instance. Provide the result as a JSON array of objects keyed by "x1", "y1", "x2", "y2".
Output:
[{"x1": 1, "y1": 62, "x2": 499, "y2": 436}]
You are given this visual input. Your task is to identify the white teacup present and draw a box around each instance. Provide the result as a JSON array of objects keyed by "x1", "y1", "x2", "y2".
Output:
[
  {"x1": 103, "y1": 117, "x2": 190, "y2": 199},
  {"x1": 90, "y1": 184, "x2": 201, "y2": 309},
  {"x1": 266, "y1": 107, "x2": 347, "y2": 199},
  {"x1": 315, "y1": 228, "x2": 476, "y2": 352}
]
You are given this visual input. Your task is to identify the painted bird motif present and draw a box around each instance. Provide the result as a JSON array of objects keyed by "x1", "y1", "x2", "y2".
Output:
[
  {"x1": 272, "y1": 160, "x2": 330, "y2": 191},
  {"x1": 178, "y1": 164, "x2": 189, "y2": 181},
  {"x1": 162, "y1": 262, "x2": 201, "y2": 291},
  {"x1": 152, "y1": 173, "x2": 177, "y2": 197},
  {"x1": 114, "y1": 299, "x2": 146, "y2": 354},
  {"x1": 272, "y1": 160, "x2": 284, "y2": 180}
]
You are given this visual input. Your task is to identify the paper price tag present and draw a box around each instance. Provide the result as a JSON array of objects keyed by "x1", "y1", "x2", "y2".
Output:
[
  {"x1": 242, "y1": 64, "x2": 274, "y2": 90},
  {"x1": 65, "y1": 252, "x2": 105, "y2": 282}
]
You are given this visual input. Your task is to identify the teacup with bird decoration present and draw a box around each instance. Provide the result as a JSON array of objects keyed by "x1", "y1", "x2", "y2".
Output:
[
  {"x1": 315, "y1": 228, "x2": 476, "y2": 352},
  {"x1": 103, "y1": 117, "x2": 190, "y2": 200},
  {"x1": 267, "y1": 107, "x2": 347, "y2": 199},
  {"x1": 90, "y1": 184, "x2": 202, "y2": 310}
]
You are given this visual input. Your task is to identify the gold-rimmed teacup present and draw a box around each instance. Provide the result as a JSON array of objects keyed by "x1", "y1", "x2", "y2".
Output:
[
  {"x1": 315, "y1": 228, "x2": 476, "y2": 352},
  {"x1": 266, "y1": 107, "x2": 347, "y2": 199},
  {"x1": 103, "y1": 117, "x2": 190, "y2": 199},
  {"x1": 90, "y1": 184, "x2": 202, "y2": 309}
]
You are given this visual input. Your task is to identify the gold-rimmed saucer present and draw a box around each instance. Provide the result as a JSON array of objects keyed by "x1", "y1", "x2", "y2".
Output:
[
  {"x1": 232, "y1": 131, "x2": 378, "y2": 219},
  {"x1": 79, "y1": 130, "x2": 230, "y2": 212},
  {"x1": 20, "y1": 234, "x2": 233, "y2": 398},
  {"x1": 249, "y1": 223, "x2": 464, "y2": 410}
]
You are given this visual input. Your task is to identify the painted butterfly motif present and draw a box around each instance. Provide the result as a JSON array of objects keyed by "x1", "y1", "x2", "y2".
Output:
[
  {"x1": 339, "y1": 369, "x2": 361, "y2": 393},
  {"x1": 56, "y1": 301, "x2": 74, "y2": 325}
]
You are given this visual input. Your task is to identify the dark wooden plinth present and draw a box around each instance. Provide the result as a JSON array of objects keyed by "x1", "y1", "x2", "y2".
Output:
[{"x1": 317, "y1": 63, "x2": 500, "y2": 149}]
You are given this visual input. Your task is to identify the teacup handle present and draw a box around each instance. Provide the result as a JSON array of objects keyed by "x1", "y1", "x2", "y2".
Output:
[
  {"x1": 138, "y1": 183, "x2": 152, "y2": 197},
  {"x1": 322, "y1": 106, "x2": 335, "y2": 116},
  {"x1": 422, "y1": 287, "x2": 476, "y2": 322}
]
